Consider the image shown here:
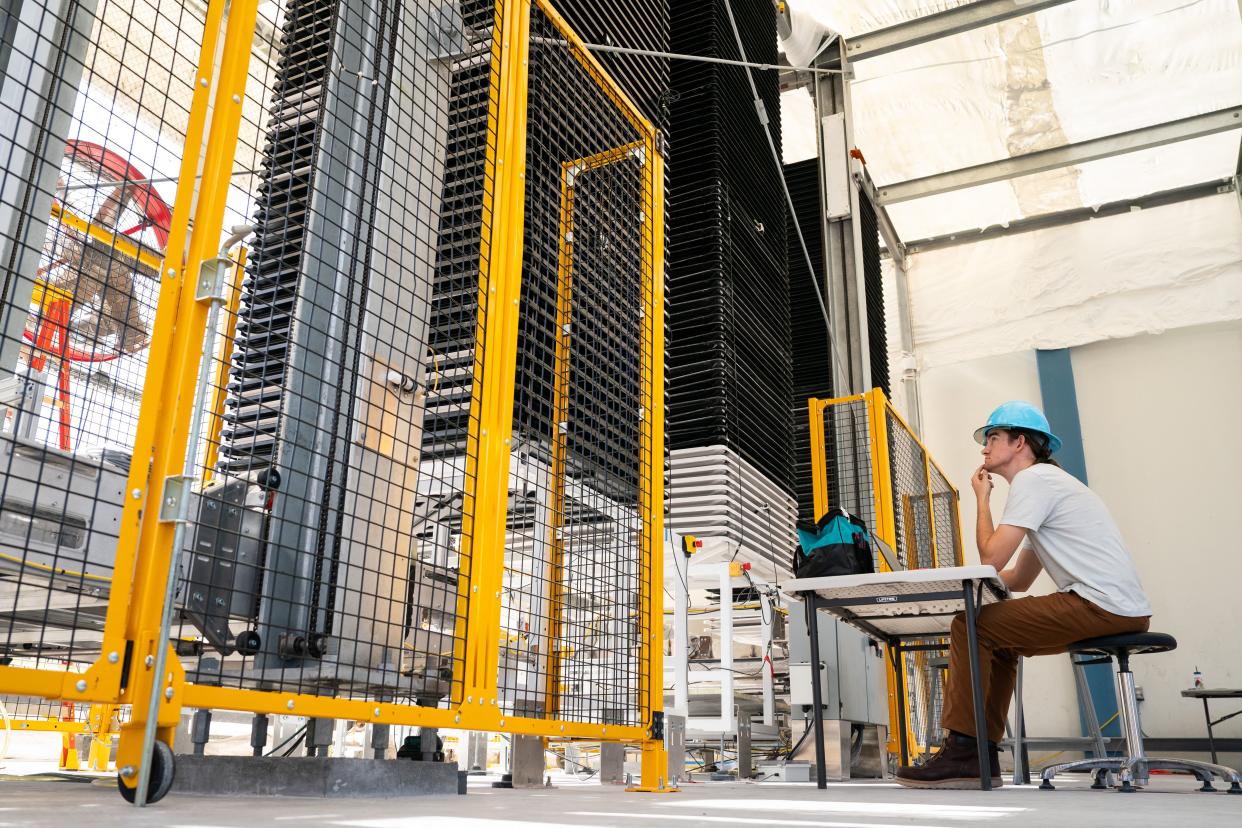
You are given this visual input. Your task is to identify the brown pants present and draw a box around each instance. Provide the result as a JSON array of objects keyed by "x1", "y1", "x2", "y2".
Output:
[{"x1": 939, "y1": 591, "x2": 1150, "y2": 742}]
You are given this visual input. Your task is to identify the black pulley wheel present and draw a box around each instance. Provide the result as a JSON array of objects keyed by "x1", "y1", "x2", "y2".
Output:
[
  {"x1": 117, "y1": 739, "x2": 176, "y2": 804},
  {"x1": 235, "y1": 630, "x2": 262, "y2": 656}
]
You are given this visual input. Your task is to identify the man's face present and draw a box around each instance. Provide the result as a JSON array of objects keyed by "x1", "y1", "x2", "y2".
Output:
[{"x1": 981, "y1": 429, "x2": 1022, "y2": 471}]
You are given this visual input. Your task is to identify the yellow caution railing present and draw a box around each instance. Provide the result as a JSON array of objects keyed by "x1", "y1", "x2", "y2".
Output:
[{"x1": 807, "y1": 388, "x2": 964, "y2": 758}]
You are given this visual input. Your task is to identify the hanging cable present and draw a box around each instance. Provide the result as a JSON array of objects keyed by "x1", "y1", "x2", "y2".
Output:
[{"x1": 528, "y1": 37, "x2": 844, "y2": 76}]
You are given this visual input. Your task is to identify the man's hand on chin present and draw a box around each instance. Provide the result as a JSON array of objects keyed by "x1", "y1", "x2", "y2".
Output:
[{"x1": 972, "y1": 465, "x2": 993, "y2": 499}]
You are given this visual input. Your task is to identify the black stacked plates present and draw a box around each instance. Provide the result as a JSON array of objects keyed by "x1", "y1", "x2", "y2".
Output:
[
  {"x1": 548, "y1": 0, "x2": 670, "y2": 126},
  {"x1": 786, "y1": 159, "x2": 889, "y2": 523},
  {"x1": 859, "y1": 195, "x2": 889, "y2": 396},
  {"x1": 785, "y1": 158, "x2": 831, "y2": 523},
  {"x1": 667, "y1": 0, "x2": 793, "y2": 497}
]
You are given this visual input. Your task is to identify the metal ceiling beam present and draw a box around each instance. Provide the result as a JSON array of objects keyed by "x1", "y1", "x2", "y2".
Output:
[
  {"x1": 890, "y1": 177, "x2": 1236, "y2": 255},
  {"x1": 842, "y1": 0, "x2": 1081, "y2": 62},
  {"x1": 877, "y1": 106, "x2": 1242, "y2": 205}
]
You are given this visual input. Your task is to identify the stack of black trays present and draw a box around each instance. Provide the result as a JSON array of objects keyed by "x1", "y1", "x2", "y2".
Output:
[
  {"x1": 418, "y1": 0, "x2": 494, "y2": 460},
  {"x1": 858, "y1": 195, "x2": 889, "y2": 397},
  {"x1": 667, "y1": 0, "x2": 793, "y2": 496},
  {"x1": 218, "y1": 0, "x2": 336, "y2": 474},
  {"x1": 785, "y1": 158, "x2": 831, "y2": 524},
  {"x1": 785, "y1": 159, "x2": 890, "y2": 524},
  {"x1": 420, "y1": 0, "x2": 669, "y2": 465}
]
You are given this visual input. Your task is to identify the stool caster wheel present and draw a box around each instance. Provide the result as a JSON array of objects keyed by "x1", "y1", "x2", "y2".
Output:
[
  {"x1": 1228, "y1": 782, "x2": 1241, "y2": 795},
  {"x1": 1039, "y1": 780, "x2": 1055, "y2": 790},
  {"x1": 1119, "y1": 780, "x2": 1135, "y2": 793},
  {"x1": 1091, "y1": 771, "x2": 1108, "y2": 790}
]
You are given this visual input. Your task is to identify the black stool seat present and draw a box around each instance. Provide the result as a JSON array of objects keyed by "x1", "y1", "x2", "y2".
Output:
[{"x1": 1069, "y1": 632, "x2": 1177, "y2": 659}]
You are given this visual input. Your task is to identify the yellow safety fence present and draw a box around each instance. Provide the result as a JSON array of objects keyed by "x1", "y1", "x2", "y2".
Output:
[
  {"x1": 0, "y1": 0, "x2": 669, "y2": 804},
  {"x1": 808, "y1": 388, "x2": 964, "y2": 760}
]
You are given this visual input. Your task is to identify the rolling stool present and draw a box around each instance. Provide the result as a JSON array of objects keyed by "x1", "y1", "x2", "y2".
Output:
[{"x1": 1040, "y1": 632, "x2": 1242, "y2": 794}]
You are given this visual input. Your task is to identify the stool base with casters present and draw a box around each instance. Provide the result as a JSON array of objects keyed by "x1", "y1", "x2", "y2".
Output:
[{"x1": 1039, "y1": 632, "x2": 1242, "y2": 794}]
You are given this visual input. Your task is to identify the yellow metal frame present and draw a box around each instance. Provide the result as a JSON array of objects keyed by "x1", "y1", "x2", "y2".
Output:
[
  {"x1": 529, "y1": 0, "x2": 671, "y2": 784},
  {"x1": 0, "y1": 0, "x2": 233, "y2": 708},
  {"x1": 806, "y1": 388, "x2": 966, "y2": 759},
  {"x1": 0, "y1": 0, "x2": 672, "y2": 796},
  {"x1": 545, "y1": 139, "x2": 647, "y2": 719},
  {"x1": 6, "y1": 702, "x2": 119, "y2": 773}
]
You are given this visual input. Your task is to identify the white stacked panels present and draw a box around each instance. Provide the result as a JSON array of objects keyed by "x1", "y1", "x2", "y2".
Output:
[{"x1": 668, "y1": 445, "x2": 797, "y2": 583}]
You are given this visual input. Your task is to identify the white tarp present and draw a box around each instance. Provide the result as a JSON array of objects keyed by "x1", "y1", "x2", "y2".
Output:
[
  {"x1": 780, "y1": 0, "x2": 1242, "y2": 366},
  {"x1": 905, "y1": 192, "x2": 1242, "y2": 367}
]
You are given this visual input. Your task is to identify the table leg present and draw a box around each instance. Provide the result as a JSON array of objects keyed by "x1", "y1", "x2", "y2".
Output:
[
  {"x1": 893, "y1": 643, "x2": 909, "y2": 768},
  {"x1": 962, "y1": 580, "x2": 992, "y2": 791},
  {"x1": 1202, "y1": 698, "x2": 1218, "y2": 766},
  {"x1": 805, "y1": 594, "x2": 828, "y2": 790}
]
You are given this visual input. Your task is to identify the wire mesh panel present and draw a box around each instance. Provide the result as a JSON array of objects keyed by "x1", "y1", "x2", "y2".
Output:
[
  {"x1": 1, "y1": 691, "x2": 86, "y2": 723},
  {"x1": 809, "y1": 390, "x2": 966, "y2": 758},
  {"x1": 165, "y1": 0, "x2": 488, "y2": 709},
  {"x1": 929, "y1": 462, "x2": 963, "y2": 567},
  {"x1": 4, "y1": 0, "x2": 666, "y2": 776},
  {"x1": 885, "y1": 411, "x2": 934, "y2": 570},
  {"x1": 0, "y1": 0, "x2": 202, "y2": 670},
  {"x1": 496, "y1": 0, "x2": 658, "y2": 727},
  {"x1": 903, "y1": 649, "x2": 944, "y2": 756}
]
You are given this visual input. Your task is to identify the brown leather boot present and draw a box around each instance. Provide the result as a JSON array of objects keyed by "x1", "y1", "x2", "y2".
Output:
[{"x1": 895, "y1": 733, "x2": 1003, "y2": 790}]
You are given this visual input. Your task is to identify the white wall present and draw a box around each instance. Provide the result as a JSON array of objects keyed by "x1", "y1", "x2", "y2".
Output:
[
  {"x1": 1073, "y1": 319, "x2": 1242, "y2": 741},
  {"x1": 910, "y1": 320, "x2": 1242, "y2": 758}
]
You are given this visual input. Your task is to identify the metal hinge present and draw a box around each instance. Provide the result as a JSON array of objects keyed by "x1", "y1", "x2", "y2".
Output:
[
  {"x1": 158, "y1": 475, "x2": 195, "y2": 522},
  {"x1": 196, "y1": 257, "x2": 231, "y2": 302}
]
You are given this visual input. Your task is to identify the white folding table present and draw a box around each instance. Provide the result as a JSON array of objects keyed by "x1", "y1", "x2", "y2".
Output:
[{"x1": 786, "y1": 565, "x2": 1009, "y2": 791}]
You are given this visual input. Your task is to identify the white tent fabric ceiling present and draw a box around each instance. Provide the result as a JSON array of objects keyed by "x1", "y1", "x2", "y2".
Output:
[{"x1": 779, "y1": 0, "x2": 1242, "y2": 367}]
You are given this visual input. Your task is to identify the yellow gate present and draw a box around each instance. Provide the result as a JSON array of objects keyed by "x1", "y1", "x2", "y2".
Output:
[
  {"x1": 0, "y1": 0, "x2": 669, "y2": 803},
  {"x1": 807, "y1": 388, "x2": 965, "y2": 760}
]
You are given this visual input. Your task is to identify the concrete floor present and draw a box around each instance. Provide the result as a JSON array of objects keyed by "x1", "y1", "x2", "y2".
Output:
[{"x1": 1, "y1": 772, "x2": 1240, "y2": 827}]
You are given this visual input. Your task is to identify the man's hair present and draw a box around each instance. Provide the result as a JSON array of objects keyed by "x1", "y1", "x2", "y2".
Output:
[{"x1": 1001, "y1": 428, "x2": 1061, "y2": 467}]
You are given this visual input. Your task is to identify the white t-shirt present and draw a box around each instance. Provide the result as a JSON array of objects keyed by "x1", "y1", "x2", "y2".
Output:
[{"x1": 1000, "y1": 464, "x2": 1151, "y2": 617}]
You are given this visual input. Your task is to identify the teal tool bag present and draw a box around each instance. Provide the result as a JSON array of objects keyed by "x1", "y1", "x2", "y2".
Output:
[{"x1": 793, "y1": 508, "x2": 875, "y2": 578}]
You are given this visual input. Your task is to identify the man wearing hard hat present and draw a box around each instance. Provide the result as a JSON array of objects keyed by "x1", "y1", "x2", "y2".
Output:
[{"x1": 896, "y1": 401, "x2": 1151, "y2": 790}]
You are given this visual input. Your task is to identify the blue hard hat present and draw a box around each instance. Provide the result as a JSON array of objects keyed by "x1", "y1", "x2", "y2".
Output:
[{"x1": 973, "y1": 401, "x2": 1062, "y2": 454}]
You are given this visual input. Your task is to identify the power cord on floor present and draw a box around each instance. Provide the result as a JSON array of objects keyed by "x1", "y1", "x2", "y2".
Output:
[{"x1": 264, "y1": 724, "x2": 307, "y2": 757}]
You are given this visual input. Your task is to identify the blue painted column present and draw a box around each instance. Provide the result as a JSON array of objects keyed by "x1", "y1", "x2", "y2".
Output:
[{"x1": 1035, "y1": 348, "x2": 1119, "y2": 740}]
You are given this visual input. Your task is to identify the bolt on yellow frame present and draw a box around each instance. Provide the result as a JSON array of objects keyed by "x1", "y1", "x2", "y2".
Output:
[
  {"x1": 807, "y1": 388, "x2": 964, "y2": 759},
  {"x1": 0, "y1": 0, "x2": 671, "y2": 798}
]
